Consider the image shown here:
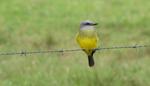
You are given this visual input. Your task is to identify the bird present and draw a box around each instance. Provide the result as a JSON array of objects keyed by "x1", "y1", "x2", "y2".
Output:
[{"x1": 76, "y1": 20, "x2": 99, "y2": 67}]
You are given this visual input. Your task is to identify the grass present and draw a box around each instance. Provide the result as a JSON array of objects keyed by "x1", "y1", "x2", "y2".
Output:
[{"x1": 0, "y1": 0, "x2": 150, "y2": 86}]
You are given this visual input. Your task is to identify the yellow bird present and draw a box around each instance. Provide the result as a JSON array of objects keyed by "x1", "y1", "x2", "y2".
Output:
[{"x1": 76, "y1": 20, "x2": 99, "y2": 67}]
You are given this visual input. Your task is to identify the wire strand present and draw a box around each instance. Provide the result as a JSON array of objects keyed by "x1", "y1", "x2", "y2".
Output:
[{"x1": 0, "y1": 44, "x2": 149, "y2": 56}]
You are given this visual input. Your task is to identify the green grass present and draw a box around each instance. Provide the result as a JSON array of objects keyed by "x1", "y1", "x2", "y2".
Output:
[{"x1": 0, "y1": 0, "x2": 150, "y2": 86}]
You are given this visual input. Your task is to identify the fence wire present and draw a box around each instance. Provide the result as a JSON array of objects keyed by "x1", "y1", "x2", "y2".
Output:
[{"x1": 0, "y1": 44, "x2": 149, "y2": 56}]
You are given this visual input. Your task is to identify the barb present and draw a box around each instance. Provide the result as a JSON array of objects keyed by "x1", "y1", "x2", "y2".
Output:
[{"x1": 0, "y1": 44, "x2": 149, "y2": 56}]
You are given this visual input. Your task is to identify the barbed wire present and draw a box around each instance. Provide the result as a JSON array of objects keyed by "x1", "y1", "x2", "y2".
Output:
[{"x1": 0, "y1": 44, "x2": 149, "y2": 56}]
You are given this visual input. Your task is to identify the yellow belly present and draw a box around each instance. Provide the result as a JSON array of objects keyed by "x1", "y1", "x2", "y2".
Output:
[
  {"x1": 77, "y1": 37, "x2": 97, "y2": 49},
  {"x1": 76, "y1": 29, "x2": 99, "y2": 55}
]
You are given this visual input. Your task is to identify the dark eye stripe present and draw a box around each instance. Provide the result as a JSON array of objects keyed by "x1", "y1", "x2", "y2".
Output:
[{"x1": 84, "y1": 22, "x2": 91, "y2": 25}]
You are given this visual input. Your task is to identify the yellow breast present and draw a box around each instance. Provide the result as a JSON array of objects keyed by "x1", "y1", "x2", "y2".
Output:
[
  {"x1": 76, "y1": 36, "x2": 98, "y2": 49},
  {"x1": 76, "y1": 29, "x2": 98, "y2": 50}
]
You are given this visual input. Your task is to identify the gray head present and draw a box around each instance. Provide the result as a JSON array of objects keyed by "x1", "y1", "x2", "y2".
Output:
[{"x1": 80, "y1": 20, "x2": 98, "y2": 28}]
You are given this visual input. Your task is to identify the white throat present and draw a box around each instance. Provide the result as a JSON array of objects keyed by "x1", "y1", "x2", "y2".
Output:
[{"x1": 80, "y1": 26, "x2": 95, "y2": 30}]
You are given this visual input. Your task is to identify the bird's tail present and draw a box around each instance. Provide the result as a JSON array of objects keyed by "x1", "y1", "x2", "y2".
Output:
[{"x1": 88, "y1": 55, "x2": 94, "y2": 67}]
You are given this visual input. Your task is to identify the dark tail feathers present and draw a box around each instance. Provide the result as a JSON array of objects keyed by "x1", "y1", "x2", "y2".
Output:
[{"x1": 88, "y1": 55, "x2": 94, "y2": 67}]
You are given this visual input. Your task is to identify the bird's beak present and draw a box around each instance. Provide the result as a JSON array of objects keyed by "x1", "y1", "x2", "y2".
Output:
[{"x1": 92, "y1": 23, "x2": 98, "y2": 25}]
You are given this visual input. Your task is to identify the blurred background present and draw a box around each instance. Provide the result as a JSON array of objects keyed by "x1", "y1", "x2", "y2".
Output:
[{"x1": 0, "y1": 0, "x2": 150, "y2": 86}]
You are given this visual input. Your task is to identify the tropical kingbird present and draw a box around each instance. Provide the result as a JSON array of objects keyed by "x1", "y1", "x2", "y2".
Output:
[{"x1": 76, "y1": 20, "x2": 99, "y2": 67}]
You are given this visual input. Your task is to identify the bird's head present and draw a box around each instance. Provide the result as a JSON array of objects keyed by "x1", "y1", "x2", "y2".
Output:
[{"x1": 80, "y1": 20, "x2": 97, "y2": 27}]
